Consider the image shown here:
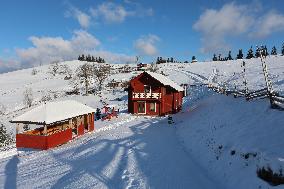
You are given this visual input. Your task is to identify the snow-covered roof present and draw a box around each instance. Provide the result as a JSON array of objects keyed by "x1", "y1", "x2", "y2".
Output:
[
  {"x1": 145, "y1": 71, "x2": 184, "y2": 91},
  {"x1": 11, "y1": 100, "x2": 96, "y2": 125}
]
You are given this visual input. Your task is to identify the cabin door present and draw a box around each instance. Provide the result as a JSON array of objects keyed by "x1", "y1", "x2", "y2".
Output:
[{"x1": 137, "y1": 101, "x2": 146, "y2": 114}]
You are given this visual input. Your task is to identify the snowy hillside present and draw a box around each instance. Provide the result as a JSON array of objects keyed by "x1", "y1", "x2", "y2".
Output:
[{"x1": 1, "y1": 56, "x2": 284, "y2": 188}]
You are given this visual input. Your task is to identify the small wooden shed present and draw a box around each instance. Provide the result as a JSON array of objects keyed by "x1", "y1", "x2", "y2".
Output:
[
  {"x1": 10, "y1": 100, "x2": 95, "y2": 150},
  {"x1": 128, "y1": 71, "x2": 184, "y2": 116}
]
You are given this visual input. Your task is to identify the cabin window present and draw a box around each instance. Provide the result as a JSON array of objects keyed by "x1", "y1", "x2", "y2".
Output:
[
  {"x1": 137, "y1": 101, "x2": 146, "y2": 113},
  {"x1": 144, "y1": 85, "x2": 151, "y2": 93},
  {"x1": 149, "y1": 102, "x2": 156, "y2": 112}
]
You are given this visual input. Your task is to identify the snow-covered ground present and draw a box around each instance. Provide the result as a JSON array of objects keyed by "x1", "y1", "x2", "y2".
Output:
[{"x1": 1, "y1": 56, "x2": 284, "y2": 188}]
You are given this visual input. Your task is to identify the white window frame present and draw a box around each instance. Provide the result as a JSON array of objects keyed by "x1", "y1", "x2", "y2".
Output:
[
  {"x1": 137, "y1": 101, "x2": 146, "y2": 114},
  {"x1": 149, "y1": 102, "x2": 156, "y2": 112}
]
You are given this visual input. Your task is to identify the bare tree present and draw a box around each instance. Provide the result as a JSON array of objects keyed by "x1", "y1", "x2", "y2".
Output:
[
  {"x1": 62, "y1": 65, "x2": 73, "y2": 80},
  {"x1": 76, "y1": 63, "x2": 94, "y2": 95},
  {"x1": 23, "y1": 88, "x2": 33, "y2": 107},
  {"x1": 93, "y1": 64, "x2": 111, "y2": 92},
  {"x1": 68, "y1": 76, "x2": 80, "y2": 95},
  {"x1": 48, "y1": 61, "x2": 60, "y2": 76},
  {"x1": 148, "y1": 63, "x2": 159, "y2": 72},
  {"x1": 122, "y1": 63, "x2": 131, "y2": 73},
  {"x1": 0, "y1": 103, "x2": 6, "y2": 115}
]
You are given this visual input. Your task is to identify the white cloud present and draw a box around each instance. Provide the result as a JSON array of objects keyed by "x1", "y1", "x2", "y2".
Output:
[
  {"x1": 252, "y1": 11, "x2": 284, "y2": 38},
  {"x1": 15, "y1": 30, "x2": 134, "y2": 68},
  {"x1": 66, "y1": 7, "x2": 90, "y2": 28},
  {"x1": 90, "y1": 2, "x2": 129, "y2": 23},
  {"x1": 134, "y1": 34, "x2": 160, "y2": 56},
  {"x1": 194, "y1": 2, "x2": 284, "y2": 53},
  {"x1": 16, "y1": 30, "x2": 98, "y2": 66},
  {"x1": 90, "y1": 2, "x2": 153, "y2": 24},
  {"x1": 193, "y1": 3, "x2": 253, "y2": 53}
]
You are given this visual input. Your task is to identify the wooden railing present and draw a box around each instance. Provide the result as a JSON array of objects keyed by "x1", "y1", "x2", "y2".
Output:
[{"x1": 132, "y1": 92, "x2": 161, "y2": 99}]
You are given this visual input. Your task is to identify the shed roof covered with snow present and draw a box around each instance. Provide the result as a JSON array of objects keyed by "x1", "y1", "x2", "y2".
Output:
[
  {"x1": 11, "y1": 100, "x2": 95, "y2": 125},
  {"x1": 144, "y1": 71, "x2": 184, "y2": 91}
]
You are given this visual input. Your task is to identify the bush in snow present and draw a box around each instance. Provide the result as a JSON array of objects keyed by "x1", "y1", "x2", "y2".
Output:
[
  {"x1": 257, "y1": 166, "x2": 284, "y2": 186},
  {"x1": 23, "y1": 88, "x2": 33, "y2": 108},
  {"x1": 31, "y1": 68, "x2": 38, "y2": 75},
  {"x1": 41, "y1": 91, "x2": 52, "y2": 103},
  {"x1": 23, "y1": 124, "x2": 30, "y2": 131},
  {"x1": 0, "y1": 123, "x2": 13, "y2": 147}
]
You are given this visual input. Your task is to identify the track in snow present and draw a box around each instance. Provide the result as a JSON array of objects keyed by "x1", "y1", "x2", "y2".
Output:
[{"x1": 0, "y1": 113, "x2": 220, "y2": 189}]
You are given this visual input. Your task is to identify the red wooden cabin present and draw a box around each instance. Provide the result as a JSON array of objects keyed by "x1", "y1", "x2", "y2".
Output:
[
  {"x1": 10, "y1": 100, "x2": 95, "y2": 150},
  {"x1": 128, "y1": 71, "x2": 184, "y2": 116}
]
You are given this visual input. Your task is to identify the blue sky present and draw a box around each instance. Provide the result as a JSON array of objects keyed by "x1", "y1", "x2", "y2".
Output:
[{"x1": 0, "y1": 0, "x2": 284, "y2": 72}]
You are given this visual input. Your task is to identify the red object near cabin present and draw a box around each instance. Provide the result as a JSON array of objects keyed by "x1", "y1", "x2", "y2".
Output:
[
  {"x1": 16, "y1": 128, "x2": 72, "y2": 150},
  {"x1": 77, "y1": 123, "x2": 85, "y2": 136},
  {"x1": 128, "y1": 71, "x2": 184, "y2": 116},
  {"x1": 102, "y1": 105, "x2": 119, "y2": 121}
]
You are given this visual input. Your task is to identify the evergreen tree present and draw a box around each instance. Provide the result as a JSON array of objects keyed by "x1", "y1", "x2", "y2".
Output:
[
  {"x1": 81, "y1": 54, "x2": 85, "y2": 61},
  {"x1": 91, "y1": 56, "x2": 95, "y2": 62},
  {"x1": 212, "y1": 54, "x2": 218, "y2": 61},
  {"x1": 218, "y1": 54, "x2": 221, "y2": 61},
  {"x1": 228, "y1": 51, "x2": 233, "y2": 60},
  {"x1": 271, "y1": 46, "x2": 277, "y2": 55},
  {"x1": 156, "y1": 57, "x2": 160, "y2": 64},
  {"x1": 255, "y1": 46, "x2": 261, "y2": 58},
  {"x1": 263, "y1": 46, "x2": 269, "y2": 57},
  {"x1": 191, "y1": 56, "x2": 197, "y2": 63},
  {"x1": 246, "y1": 46, "x2": 254, "y2": 59},
  {"x1": 282, "y1": 43, "x2": 284, "y2": 56},
  {"x1": 170, "y1": 57, "x2": 174, "y2": 63},
  {"x1": 78, "y1": 55, "x2": 81, "y2": 61},
  {"x1": 0, "y1": 123, "x2": 12, "y2": 147},
  {"x1": 237, "y1": 49, "x2": 243, "y2": 59},
  {"x1": 87, "y1": 54, "x2": 92, "y2": 62}
]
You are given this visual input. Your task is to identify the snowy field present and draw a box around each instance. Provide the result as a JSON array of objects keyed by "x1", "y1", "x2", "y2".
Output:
[{"x1": 1, "y1": 56, "x2": 284, "y2": 188}]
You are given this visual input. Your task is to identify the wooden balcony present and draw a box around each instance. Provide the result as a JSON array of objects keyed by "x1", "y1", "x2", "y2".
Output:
[{"x1": 132, "y1": 92, "x2": 161, "y2": 100}]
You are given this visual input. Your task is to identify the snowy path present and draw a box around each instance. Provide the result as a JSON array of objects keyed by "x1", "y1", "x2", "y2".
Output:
[
  {"x1": 0, "y1": 114, "x2": 219, "y2": 189},
  {"x1": 163, "y1": 67, "x2": 208, "y2": 85}
]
